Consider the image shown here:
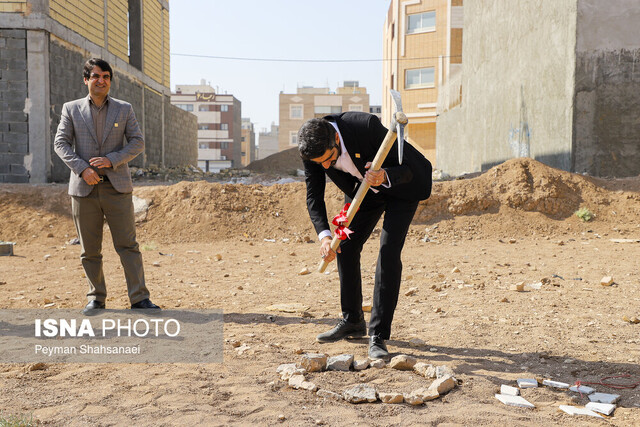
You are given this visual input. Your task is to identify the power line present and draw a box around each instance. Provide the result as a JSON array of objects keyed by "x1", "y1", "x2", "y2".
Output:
[{"x1": 171, "y1": 53, "x2": 462, "y2": 63}]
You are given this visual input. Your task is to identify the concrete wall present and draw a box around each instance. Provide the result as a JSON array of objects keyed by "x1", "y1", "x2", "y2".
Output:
[
  {"x1": 164, "y1": 95, "x2": 198, "y2": 168},
  {"x1": 436, "y1": 0, "x2": 578, "y2": 176},
  {"x1": 573, "y1": 0, "x2": 640, "y2": 177}
]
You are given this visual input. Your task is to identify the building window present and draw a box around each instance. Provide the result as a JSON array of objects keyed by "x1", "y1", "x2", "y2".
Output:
[
  {"x1": 290, "y1": 131, "x2": 298, "y2": 146},
  {"x1": 405, "y1": 67, "x2": 435, "y2": 89},
  {"x1": 198, "y1": 143, "x2": 208, "y2": 149},
  {"x1": 290, "y1": 105, "x2": 303, "y2": 119},
  {"x1": 221, "y1": 105, "x2": 229, "y2": 112},
  {"x1": 407, "y1": 11, "x2": 436, "y2": 34},
  {"x1": 198, "y1": 124, "x2": 209, "y2": 130},
  {"x1": 314, "y1": 106, "x2": 342, "y2": 115},
  {"x1": 221, "y1": 123, "x2": 228, "y2": 130},
  {"x1": 348, "y1": 104, "x2": 363, "y2": 112},
  {"x1": 198, "y1": 105, "x2": 210, "y2": 111},
  {"x1": 177, "y1": 104, "x2": 194, "y2": 112}
]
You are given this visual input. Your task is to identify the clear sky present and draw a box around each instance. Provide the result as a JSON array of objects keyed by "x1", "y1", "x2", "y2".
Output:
[{"x1": 170, "y1": 0, "x2": 392, "y2": 136}]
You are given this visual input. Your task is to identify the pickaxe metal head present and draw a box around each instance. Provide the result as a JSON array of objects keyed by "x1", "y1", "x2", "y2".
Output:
[{"x1": 389, "y1": 89, "x2": 407, "y2": 164}]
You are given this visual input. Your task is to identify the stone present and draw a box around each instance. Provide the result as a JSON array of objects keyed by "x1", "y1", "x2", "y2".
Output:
[
  {"x1": 403, "y1": 393, "x2": 424, "y2": 406},
  {"x1": 413, "y1": 362, "x2": 434, "y2": 378},
  {"x1": 288, "y1": 375, "x2": 305, "y2": 389},
  {"x1": 404, "y1": 287, "x2": 418, "y2": 296},
  {"x1": 298, "y1": 267, "x2": 311, "y2": 275},
  {"x1": 362, "y1": 301, "x2": 372, "y2": 312},
  {"x1": 278, "y1": 414, "x2": 286, "y2": 421},
  {"x1": 300, "y1": 381, "x2": 318, "y2": 392},
  {"x1": 623, "y1": 315, "x2": 640, "y2": 324},
  {"x1": 588, "y1": 392, "x2": 620, "y2": 404},
  {"x1": 317, "y1": 389, "x2": 343, "y2": 401},
  {"x1": 569, "y1": 385, "x2": 595, "y2": 394},
  {"x1": 379, "y1": 392, "x2": 404, "y2": 404},
  {"x1": 585, "y1": 402, "x2": 616, "y2": 416},
  {"x1": 495, "y1": 394, "x2": 535, "y2": 409},
  {"x1": 600, "y1": 276, "x2": 614, "y2": 286},
  {"x1": 412, "y1": 387, "x2": 440, "y2": 401},
  {"x1": 353, "y1": 359, "x2": 369, "y2": 371},
  {"x1": 517, "y1": 378, "x2": 538, "y2": 388},
  {"x1": 343, "y1": 384, "x2": 377, "y2": 404},
  {"x1": 452, "y1": 266, "x2": 460, "y2": 273},
  {"x1": 214, "y1": 253, "x2": 222, "y2": 261},
  {"x1": 436, "y1": 365, "x2": 455, "y2": 379},
  {"x1": 370, "y1": 359, "x2": 386, "y2": 369},
  {"x1": 276, "y1": 363, "x2": 306, "y2": 380},
  {"x1": 500, "y1": 385, "x2": 520, "y2": 396},
  {"x1": 327, "y1": 354, "x2": 354, "y2": 371},
  {"x1": 429, "y1": 375, "x2": 456, "y2": 395},
  {"x1": 300, "y1": 353, "x2": 327, "y2": 372},
  {"x1": 408, "y1": 338, "x2": 425, "y2": 347},
  {"x1": 510, "y1": 281, "x2": 525, "y2": 292},
  {"x1": 542, "y1": 379, "x2": 570, "y2": 389},
  {"x1": 558, "y1": 405, "x2": 603, "y2": 418},
  {"x1": 389, "y1": 354, "x2": 417, "y2": 370}
]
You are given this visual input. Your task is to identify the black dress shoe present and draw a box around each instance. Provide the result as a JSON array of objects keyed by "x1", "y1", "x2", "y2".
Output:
[
  {"x1": 82, "y1": 300, "x2": 105, "y2": 316},
  {"x1": 131, "y1": 298, "x2": 160, "y2": 309},
  {"x1": 368, "y1": 335, "x2": 389, "y2": 360},
  {"x1": 316, "y1": 318, "x2": 366, "y2": 343}
]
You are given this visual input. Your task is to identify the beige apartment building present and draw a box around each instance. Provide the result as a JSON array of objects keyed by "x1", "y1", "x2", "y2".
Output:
[
  {"x1": 383, "y1": 0, "x2": 463, "y2": 165},
  {"x1": 241, "y1": 118, "x2": 256, "y2": 167},
  {"x1": 278, "y1": 81, "x2": 370, "y2": 152},
  {"x1": 171, "y1": 82, "x2": 242, "y2": 172}
]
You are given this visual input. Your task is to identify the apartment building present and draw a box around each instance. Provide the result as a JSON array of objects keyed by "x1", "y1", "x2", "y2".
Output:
[
  {"x1": 171, "y1": 82, "x2": 241, "y2": 172},
  {"x1": 278, "y1": 81, "x2": 370, "y2": 152},
  {"x1": 0, "y1": 0, "x2": 197, "y2": 183},
  {"x1": 383, "y1": 0, "x2": 463, "y2": 165},
  {"x1": 240, "y1": 118, "x2": 256, "y2": 167},
  {"x1": 258, "y1": 124, "x2": 279, "y2": 160}
]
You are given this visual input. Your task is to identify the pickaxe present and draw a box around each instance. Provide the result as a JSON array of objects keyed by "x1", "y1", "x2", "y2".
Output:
[{"x1": 318, "y1": 89, "x2": 407, "y2": 273}]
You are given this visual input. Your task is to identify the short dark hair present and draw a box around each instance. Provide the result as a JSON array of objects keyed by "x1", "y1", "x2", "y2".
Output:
[
  {"x1": 83, "y1": 58, "x2": 113, "y2": 80},
  {"x1": 298, "y1": 118, "x2": 336, "y2": 160}
]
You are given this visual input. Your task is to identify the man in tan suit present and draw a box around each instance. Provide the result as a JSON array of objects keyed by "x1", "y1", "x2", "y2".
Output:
[{"x1": 54, "y1": 58, "x2": 159, "y2": 315}]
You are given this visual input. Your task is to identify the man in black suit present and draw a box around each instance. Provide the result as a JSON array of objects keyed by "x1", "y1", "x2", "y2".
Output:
[{"x1": 298, "y1": 112, "x2": 432, "y2": 359}]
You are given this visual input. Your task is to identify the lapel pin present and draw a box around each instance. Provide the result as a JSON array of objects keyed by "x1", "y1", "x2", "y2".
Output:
[
  {"x1": 355, "y1": 153, "x2": 361, "y2": 158},
  {"x1": 114, "y1": 123, "x2": 118, "y2": 127}
]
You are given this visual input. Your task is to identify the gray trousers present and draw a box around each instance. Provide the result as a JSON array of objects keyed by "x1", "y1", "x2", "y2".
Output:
[{"x1": 71, "y1": 181, "x2": 149, "y2": 304}]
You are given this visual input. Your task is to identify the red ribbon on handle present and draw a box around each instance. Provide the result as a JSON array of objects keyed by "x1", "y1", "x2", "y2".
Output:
[{"x1": 332, "y1": 203, "x2": 354, "y2": 240}]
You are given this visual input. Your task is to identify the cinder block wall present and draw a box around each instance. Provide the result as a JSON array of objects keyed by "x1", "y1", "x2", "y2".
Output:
[{"x1": 0, "y1": 29, "x2": 29, "y2": 183}]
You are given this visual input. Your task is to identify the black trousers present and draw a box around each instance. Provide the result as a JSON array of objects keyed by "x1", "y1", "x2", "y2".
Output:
[{"x1": 336, "y1": 191, "x2": 419, "y2": 339}]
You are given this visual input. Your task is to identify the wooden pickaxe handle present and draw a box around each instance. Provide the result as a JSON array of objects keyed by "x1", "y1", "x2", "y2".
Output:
[{"x1": 318, "y1": 111, "x2": 408, "y2": 273}]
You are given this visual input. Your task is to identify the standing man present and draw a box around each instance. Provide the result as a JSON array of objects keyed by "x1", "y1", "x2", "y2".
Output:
[
  {"x1": 298, "y1": 112, "x2": 431, "y2": 359},
  {"x1": 54, "y1": 58, "x2": 159, "y2": 315}
]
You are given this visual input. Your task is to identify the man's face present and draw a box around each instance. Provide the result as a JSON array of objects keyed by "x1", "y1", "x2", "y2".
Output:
[
  {"x1": 310, "y1": 133, "x2": 341, "y2": 169},
  {"x1": 84, "y1": 65, "x2": 111, "y2": 98}
]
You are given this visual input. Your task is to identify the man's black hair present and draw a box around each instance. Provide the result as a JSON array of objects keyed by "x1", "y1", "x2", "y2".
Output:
[
  {"x1": 298, "y1": 118, "x2": 336, "y2": 160},
  {"x1": 83, "y1": 58, "x2": 113, "y2": 80}
]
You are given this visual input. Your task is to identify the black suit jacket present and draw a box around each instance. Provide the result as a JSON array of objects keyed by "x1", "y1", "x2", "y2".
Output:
[{"x1": 303, "y1": 112, "x2": 432, "y2": 235}]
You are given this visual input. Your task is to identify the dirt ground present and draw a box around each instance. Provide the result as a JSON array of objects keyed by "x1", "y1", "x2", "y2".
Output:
[{"x1": 1, "y1": 158, "x2": 640, "y2": 426}]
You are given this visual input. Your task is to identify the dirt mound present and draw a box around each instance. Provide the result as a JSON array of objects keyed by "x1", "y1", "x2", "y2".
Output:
[
  {"x1": 247, "y1": 147, "x2": 303, "y2": 175},
  {"x1": 1, "y1": 158, "x2": 639, "y2": 244}
]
